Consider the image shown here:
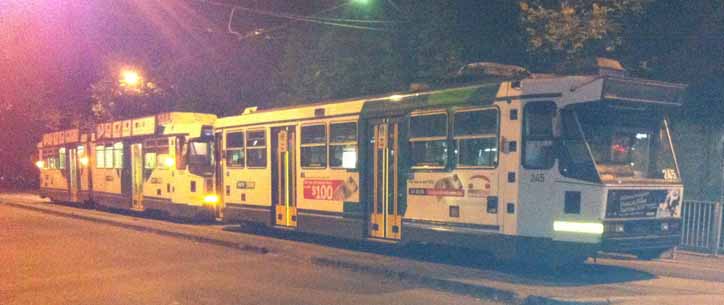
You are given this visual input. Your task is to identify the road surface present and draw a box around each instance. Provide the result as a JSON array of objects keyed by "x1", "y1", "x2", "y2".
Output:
[
  {"x1": 2, "y1": 192, "x2": 724, "y2": 305},
  {"x1": 0, "y1": 203, "x2": 496, "y2": 305}
]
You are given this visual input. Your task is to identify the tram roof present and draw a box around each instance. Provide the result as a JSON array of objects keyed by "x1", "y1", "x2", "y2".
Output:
[{"x1": 360, "y1": 81, "x2": 503, "y2": 119}]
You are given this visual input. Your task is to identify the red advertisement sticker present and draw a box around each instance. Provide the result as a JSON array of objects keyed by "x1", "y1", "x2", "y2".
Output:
[{"x1": 303, "y1": 179, "x2": 344, "y2": 201}]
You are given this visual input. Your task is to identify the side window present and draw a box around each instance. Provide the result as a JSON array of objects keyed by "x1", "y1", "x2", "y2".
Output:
[
  {"x1": 144, "y1": 152, "x2": 157, "y2": 169},
  {"x1": 96, "y1": 146, "x2": 105, "y2": 169},
  {"x1": 225, "y1": 131, "x2": 245, "y2": 168},
  {"x1": 113, "y1": 142, "x2": 123, "y2": 169},
  {"x1": 58, "y1": 148, "x2": 66, "y2": 169},
  {"x1": 104, "y1": 145, "x2": 114, "y2": 169},
  {"x1": 144, "y1": 138, "x2": 170, "y2": 169},
  {"x1": 301, "y1": 124, "x2": 327, "y2": 168},
  {"x1": 330, "y1": 122, "x2": 357, "y2": 169},
  {"x1": 246, "y1": 130, "x2": 267, "y2": 168},
  {"x1": 454, "y1": 109, "x2": 498, "y2": 167},
  {"x1": 523, "y1": 102, "x2": 556, "y2": 169},
  {"x1": 45, "y1": 149, "x2": 59, "y2": 169},
  {"x1": 410, "y1": 112, "x2": 448, "y2": 168}
]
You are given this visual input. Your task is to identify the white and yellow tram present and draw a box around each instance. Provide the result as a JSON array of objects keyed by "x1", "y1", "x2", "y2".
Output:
[
  {"x1": 38, "y1": 112, "x2": 219, "y2": 219},
  {"x1": 38, "y1": 61, "x2": 686, "y2": 261}
]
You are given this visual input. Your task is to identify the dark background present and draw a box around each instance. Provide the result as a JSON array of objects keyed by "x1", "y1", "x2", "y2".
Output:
[{"x1": 1, "y1": 0, "x2": 722, "y2": 192}]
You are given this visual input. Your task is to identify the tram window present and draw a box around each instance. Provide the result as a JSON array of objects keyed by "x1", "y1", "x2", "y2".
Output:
[
  {"x1": 302, "y1": 125, "x2": 326, "y2": 144},
  {"x1": 454, "y1": 109, "x2": 498, "y2": 167},
  {"x1": 226, "y1": 132, "x2": 244, "y2": 168},
  {"x1": 454, "y1": 110, "x2": 497, "y2": 136},
  {"x1": 96, "y1": 146, "x2": 105, "y2": 168},
  {"x1": 226, "y1": 132, "x2": 244, "y2": 147},
  {"x1": 144, "y1": 152, "x2": 157, "y2": 169},
  {"x1": 104, "y1": 145, "x2": 114, "y2": 169},
  {"x1": 330, "y1": 122, "x2": 357, "y2": 169},
  {"x1": 246, "y1": 130, "x2": 266, "y2": 168},
  {"x1": 523, "y1": 102, "x2": 556, "y2": 169},
  {"x1": 58, "y1": 148, "x2": 66, "y2": 169},
  {"x1": 113, "y1": 142, "x2": 123, "y2": 169},
  {"x1": 301, "y1": 125, "x2": 327, "y2": 168},
  {"x1": 410, "y1": 113, "x2": 448, "y2": 168},
  {"x1": 410, "y1": 113, "x2": 447, "y2": 138}
]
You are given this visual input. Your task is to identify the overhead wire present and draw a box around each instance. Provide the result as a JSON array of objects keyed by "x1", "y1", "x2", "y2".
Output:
[{"x1": 189, "y1": 0, "x2": 396, "y2": 38}]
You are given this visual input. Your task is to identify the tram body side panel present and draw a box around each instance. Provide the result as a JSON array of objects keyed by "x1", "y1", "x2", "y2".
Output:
[
  {"x1": 222, "y1": 167, "x2": 272, "y2": 224},
  {"x1": 40, "y1": 167, "x2": 69, "y2": 201},
  {"x1": 222, "y1": 128, "x2": 273, "y2": 225},
  {"x1": 294, "y1": 118, "x2": 363, "y2": 239},
  {"x1": 38, "y1": 145, "x2": 70, "y2": 201},
  {"x1": 142, "y1": 140, "x2": 175, "y2": 213},
  {"x1": 90, "y1": 144, "x2": 126, "y2": 209},
  {"x1": 296, "y1": 167, "x2": 362, "y2": 239},
  {"x1": 404, "y1": 170, "x2": 500, "y2": 230}
]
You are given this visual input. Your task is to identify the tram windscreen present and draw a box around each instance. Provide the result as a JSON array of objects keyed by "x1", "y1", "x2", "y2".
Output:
[
  {"x1": 573, "y1": 104, "x2": 679, "y2": 183},
  {"x1": 188, "y1": 139, "x2": 214, "y2": 176}
]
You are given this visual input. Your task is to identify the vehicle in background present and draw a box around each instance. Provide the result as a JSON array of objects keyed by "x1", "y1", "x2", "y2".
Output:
[{"x1": 37, "y1": 112, "x2": 219, "y2": 219}]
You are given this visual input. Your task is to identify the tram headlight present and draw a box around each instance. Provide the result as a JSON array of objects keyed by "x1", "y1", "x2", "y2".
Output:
[
  {"x1": 553, "y1": 221, "x2": 604, "y2": 235},
  {"x1": 203, "y1": 194, "x2": 219, "y2": 205},
  {"x1": 35, "y1": 160, "x2": 45, "y2": 169},
  {"x1": 163, "y1": 156, "x2": 176, "y2": 168}
]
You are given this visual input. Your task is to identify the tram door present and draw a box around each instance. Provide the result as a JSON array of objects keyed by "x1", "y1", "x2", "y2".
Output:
[
  {"x1": 130, "y1": 143, "x2": 144, "y2": 210},
  {"x1": 214, "y1": 132, "x2": 225, "y2": 218},
  {"x1": 368, "y1": 119, "x2": 404, "y2": 240},
  {"x1": 68, "y1": 148, "x2": 79, "y2": 202},
  {"x1": 271, "y1": 126, "x2": 297, "y2": 227}
]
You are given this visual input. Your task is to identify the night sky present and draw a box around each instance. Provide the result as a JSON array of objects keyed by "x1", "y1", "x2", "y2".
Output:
[{"x1": 0, "y1": 0, "x2": 721, "y2": 185}]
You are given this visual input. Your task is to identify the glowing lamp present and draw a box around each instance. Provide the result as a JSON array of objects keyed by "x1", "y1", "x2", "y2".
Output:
[
  {"x1": 164, "y1": 157, "x2": 176, "y2": 168},
  {"x1": 203, "y1": 194, "x2": 219, "y2": 205},
  {"x1": 35, "y1": 160, "x2": 45, "y2": 169},
  {"x1": 120, "y1": 69, "x2": 142, "y2": 87},
  {"x1": 79, "y1": 156, "x2": 89, "y2": 166},
  {"x1": 553, "y1": 221, "x2": 604, "y2": 235}
]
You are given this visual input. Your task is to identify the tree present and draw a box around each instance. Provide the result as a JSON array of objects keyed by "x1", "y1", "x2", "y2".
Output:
[
  {"x1": 274, "y1": 1, "x2": 465, "y2": 104},
  {"x1": 519, "y1": 0, "x2": 651, "y2": 72},
  {"x1": 89, "y1": 67, "x2": 170, "y2": 123}
]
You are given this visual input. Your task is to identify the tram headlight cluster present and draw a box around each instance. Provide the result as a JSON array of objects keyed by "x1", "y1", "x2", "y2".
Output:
[
  {"x1": 553, "y1": 221, "x2": 604, "y2": 235},
  {"x1": 203, "y1": 194, "x2": 219, "y2": 205}
]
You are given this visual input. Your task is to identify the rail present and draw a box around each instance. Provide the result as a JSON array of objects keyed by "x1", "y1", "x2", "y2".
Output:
[{"x1": 680, "y1": 200, "x2": 724, "y2": 256}]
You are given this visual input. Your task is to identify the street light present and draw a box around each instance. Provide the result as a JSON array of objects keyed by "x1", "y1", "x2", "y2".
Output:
[{"x1": 120, "y1": 68, "x2": 142, "y2": 87}]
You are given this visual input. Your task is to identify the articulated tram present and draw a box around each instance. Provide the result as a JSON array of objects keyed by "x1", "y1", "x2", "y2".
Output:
[
  {"x1": 37, "y1": 61, "x2": 687, "y2": 262},
  {"x1": 38, "y1": 113, "x2": 219, "y2": 219}
]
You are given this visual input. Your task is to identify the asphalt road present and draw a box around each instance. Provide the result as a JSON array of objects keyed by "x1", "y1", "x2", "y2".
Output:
[{"x1": 0, "y1": 204, "x2": 497, "y2": 305}]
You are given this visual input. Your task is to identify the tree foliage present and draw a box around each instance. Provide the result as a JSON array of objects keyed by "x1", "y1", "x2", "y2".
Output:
[
  {"x1": 89, "y1": 73, "x2": 169, "y2": 124},
  {"x1": 519, "y1": 0, "x2": 651, "y2": 71},
  {"x1": 274, "y1": 1, "x2": 465, "y2": 103}
]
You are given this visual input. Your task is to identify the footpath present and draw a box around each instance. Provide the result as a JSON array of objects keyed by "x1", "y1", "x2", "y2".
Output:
[{"x1": 2, "y1": 192, "x2": 724, "y2": 305}]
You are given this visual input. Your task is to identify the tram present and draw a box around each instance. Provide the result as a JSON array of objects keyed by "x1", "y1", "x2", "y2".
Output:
[
  {"x1": 37, "y1": 59, "x2": 687, "y2": 262},
  {"x1": 37, "y1": 112, "x2": 219, "y2": 219}
]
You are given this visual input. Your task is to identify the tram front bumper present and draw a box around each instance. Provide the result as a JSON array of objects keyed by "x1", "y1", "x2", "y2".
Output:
[{"x1": 601, "y1": 218, "x2": 681, "y2": 252}]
